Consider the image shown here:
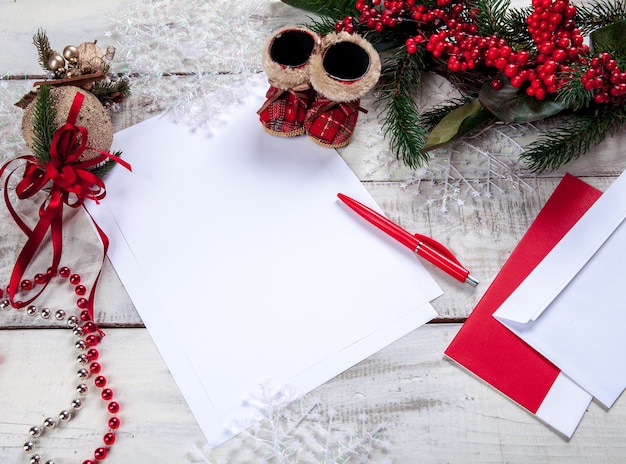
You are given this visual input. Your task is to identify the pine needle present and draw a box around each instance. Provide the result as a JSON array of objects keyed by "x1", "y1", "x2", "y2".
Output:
[
  {"x1": 31, "y1": 85, "x2": 57, "y2": 165},
  {"x1": 502, "y1": 6, "x2": 534, "y2": 47},
  {"x1": 89, "y1": 151, "x2": 124, "y2": 178},
  {"x1": 468, "y1": 0, "x2": 511, "y2": 36},
  {"x1": 556, "y1": 72, "x2": 594, "y2": 111},
  {"x1": 305, "y1": 15, "x2": 341, "y2": 36},
  {"x1": 280, "y1": 0, "x2": 357, "y2": 18},
  {"x1": 91, "y1": 78, "x2": 131, "y2": 106},
  {"x1": 32, "y1": 28, "x2": 54, "y2": 72},
  {"x1": 420, "y1": 96, "x2": 477, "y2": 130},
  {"x1": 575, "y1": 0, "x2": 626, "y2": 35},
  {"x1": 378, "y1": 47, "x2": 430, "y2": 169},
  {"x1": 521, "y1": 104, "x2": 626, "y2": 172}
]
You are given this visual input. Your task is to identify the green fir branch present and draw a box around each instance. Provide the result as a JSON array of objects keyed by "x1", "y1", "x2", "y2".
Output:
[
  {"x1": 502, "y1": 6, "x2": 534, "y2": 48},
  {"x1": 420, "y1": 96, "x2": 477, "y2": 130},
  {"x1": 32, "y1": 28, "x2": 54, "y2": 72},
  {"x1": 521, "y1": 104, "x2": 626, "y2": 172},
  {"x1": 467, "y1": 0, "x2": 512, "y2": 36},
  {"x1": 575, "y1": 0, "x2": 626, "y2": 35},
  {"x1": 363, "y1": 27, "x2": 417, "y2": 52},
  {"x1": 556, "y1": 70, "x2": 594, "y2": 110},
  {"x1": 31, "y1": 85, "x2": 57, "y2": 165},
  {"x1": 378, "y1": 46, "x2": 430, "y2": 169},
  {"x1": 91, "y1": 78, "x2": 131, "y2": 106},
  {"x1": 89, "y1": 151, "x2": 123, "y2": 178},
  {"x1": 306, "y1": 15, "x2": 342, "y2": 36},
  {"x1": 280, "y1": 0, "x2": 357, "y2": 18}
]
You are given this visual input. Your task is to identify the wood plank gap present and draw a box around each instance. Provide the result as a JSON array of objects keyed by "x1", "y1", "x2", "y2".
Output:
[
  {"x1": 0, "y1": 323, "x2": 145, "y2": 330},
  {"x1": 429, "y1": 317, "x2": 467, "y2": 324}
]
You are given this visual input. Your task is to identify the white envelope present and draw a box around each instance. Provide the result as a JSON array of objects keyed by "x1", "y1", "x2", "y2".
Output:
[
  {"x1": 494, "y1": 171, "x2": 626, "y2": 408},
  {"x1": 87, "y1": 75, "x2": 442, "y2": 446}
]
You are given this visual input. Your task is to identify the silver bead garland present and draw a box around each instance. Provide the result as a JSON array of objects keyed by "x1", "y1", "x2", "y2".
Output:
[
  {"x1": 8, "y1": 302, "x2": 92, "y2": 463},
  {"x1": 2, "y1": 267, "x2": 120, "y2": 463}
]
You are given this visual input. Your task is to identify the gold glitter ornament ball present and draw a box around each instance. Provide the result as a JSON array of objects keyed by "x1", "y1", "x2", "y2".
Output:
[
  {"x1": 77, "y1": 41, "x2": 105, "y2": 73},
  {"x1": 22, "y1": 86, "x2": 113, "y2": 162}
]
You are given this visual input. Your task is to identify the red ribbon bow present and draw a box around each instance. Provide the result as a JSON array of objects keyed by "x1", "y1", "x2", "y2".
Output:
[{"x1": 0, "y1": 91, "x2": 131, "y2": 333}]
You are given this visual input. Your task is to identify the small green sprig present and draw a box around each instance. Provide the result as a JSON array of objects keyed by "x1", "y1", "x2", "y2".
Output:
[
  {"x1": 420, "y1": 96, "x2": 478, "y2": 130},
  {"x1": 280, "y1": 0, "x2": 357, "y2": 19},
  {"x1": 31, "y1": 85, "x2": 57, "y2": 165},
  {"x1": 467, "y1": 0, "x2": 511, "y2": 36},
  {"x1": 557, "y1": 71, "x2": 594, "y2": 111},
  {"x1": 575, "y1": 0, "x2": 626, "y2": 35},
  {"x1": 522, "y1": 104, "x2": 626, "y2": 172},
  {"x1": 33, "y1": 28, "x2": 54, "y2": 72},
  {"x1": 89, "y1": 151, "x2": 124, "y2": 178},
  {"x1": 91, "y1": 78, "x2": 131, "y2": 107},
  {"x1": 378, "y1": 46, "x2": 430, "y2": 169}
]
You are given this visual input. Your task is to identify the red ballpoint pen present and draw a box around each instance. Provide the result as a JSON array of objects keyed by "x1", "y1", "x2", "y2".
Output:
[{"x1": 338, "y1": 193, "x2": 478, "y2": 287}]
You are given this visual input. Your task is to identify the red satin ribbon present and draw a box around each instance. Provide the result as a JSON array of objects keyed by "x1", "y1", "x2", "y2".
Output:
[{"x1": 0, "y1": 91, "x2": 131, "y2": 334}]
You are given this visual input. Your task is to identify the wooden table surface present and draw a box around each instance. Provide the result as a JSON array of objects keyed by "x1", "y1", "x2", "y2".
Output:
[{"x1": 1, "y1": 1, "x2": 625, "y2": 463}]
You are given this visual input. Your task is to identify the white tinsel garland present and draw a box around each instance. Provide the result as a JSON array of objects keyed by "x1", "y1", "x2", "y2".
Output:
[
  {"x1": 107, "y1": 0, "x2": 291, "y2": 132},
  {"x1": 0, "y1": 79, "x2": 30, "y2": 164}
]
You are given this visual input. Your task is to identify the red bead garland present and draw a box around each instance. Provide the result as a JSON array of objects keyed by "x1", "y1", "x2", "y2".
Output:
[
  {"x1": 1, "y1": 267, "x2": 121, "y2": 463},
  {"x1": 335, "y1": 0, "x2": 626, "y2": 104}
]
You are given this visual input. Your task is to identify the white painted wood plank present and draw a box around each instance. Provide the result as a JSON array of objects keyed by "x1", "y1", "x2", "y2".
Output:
[
  {"x1": 0, "y1": 171, "x2": 619, "y2": 326},
  {"x1": 2, "y1": 1, "x2": 626, "y2": 462},
  {"x1": 0, "y1": 0, "x2": 126, "y2": 76},
  {"x1": 0, "y1": 325, "x2": 624, "y2": 463},
  {"x1": 0, "y1": 0, "x2": 311, "y2": 76}
]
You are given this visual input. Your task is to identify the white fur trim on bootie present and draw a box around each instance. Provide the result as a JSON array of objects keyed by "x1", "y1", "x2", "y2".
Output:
[
  {"x1": 262, "y1": 26, "x2": 321, "y2": 91},
  {"x1": 309, "y1": 32, "x2": 381, "y2": 103}
]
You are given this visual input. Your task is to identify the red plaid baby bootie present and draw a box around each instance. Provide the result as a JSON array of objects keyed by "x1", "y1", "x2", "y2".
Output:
[
  {"x1": 305, "y1": 32, "x2": 380, "y2": 148},
  {"x1": 258, "y1": 27, "x2": 321, "y2": 137}
]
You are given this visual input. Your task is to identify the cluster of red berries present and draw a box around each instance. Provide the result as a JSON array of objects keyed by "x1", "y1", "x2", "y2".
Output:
[
  {"x1": 582, "y1": 52, "x2": 626, "y2": 103},
  {"x1": 512, "y1": 0, "x2": 589, "y2": 99},
  {"x1": 338, "y1": 0, "x2": 418, "y2": 34},
  {"x1": 335, "y1": 0, "x2": 626, "y2": 105}
]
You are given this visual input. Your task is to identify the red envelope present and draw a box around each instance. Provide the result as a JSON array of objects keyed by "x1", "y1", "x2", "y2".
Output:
[{"x1": 445, "y1": 174, "x2": 601, "y2": 436}]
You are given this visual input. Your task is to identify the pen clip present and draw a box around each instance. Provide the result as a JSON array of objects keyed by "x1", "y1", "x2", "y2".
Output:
[{"x1": 413, "y1": 233, "x2": 462, "y2": 266}]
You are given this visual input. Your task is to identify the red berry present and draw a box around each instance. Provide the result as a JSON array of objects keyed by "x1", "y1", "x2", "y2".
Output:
[
  {"x1": 516, "y1": 50, "x2": 530, "y2": 64},
  {"x1": 552, "y1": 49, "x2": 567, "y2": 62},
  {"x1": 510, "y1": 75, "x2": 525, "y2": 87},
  {"x1": 486, "y1": 47, "x2": 500, "y2": 61},
  {"x1": 594, "y1": 92, "x2": 610, "y2": 103},
  {"x1": 557, "y1": 37, "x2": 570, "y2": 48},
  {"x1": 571, "y1": 34, "x2": 584, "y2": 46},
  {"x1": 504, "y1": 63, "x2": 518, "y2": 78},
  {"x1": 494, "y1": 57, "x2": 508, "y2": 69},
  {"x1": 490, "y1": 79, "x2": 504, "y2": 90},
  {"x1": 500, "y1": 45, "x2": 512, "y2": 58}
]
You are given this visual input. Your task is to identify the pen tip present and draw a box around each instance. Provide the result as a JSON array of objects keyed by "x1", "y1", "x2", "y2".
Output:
[{"x1": 465, "y1": 275, "x2": 479, "y2": 287}]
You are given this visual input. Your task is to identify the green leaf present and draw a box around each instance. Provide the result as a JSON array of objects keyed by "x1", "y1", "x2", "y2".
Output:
[
  {"x1": 590, "y1": 19, "x2": 626, "y2": 58},
  {"x1": 478, "y1": 78, "x2": 567, "y2": 123},
  {"x1": 424, "y1": 99, "x2": 491, "y2": 150}
]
